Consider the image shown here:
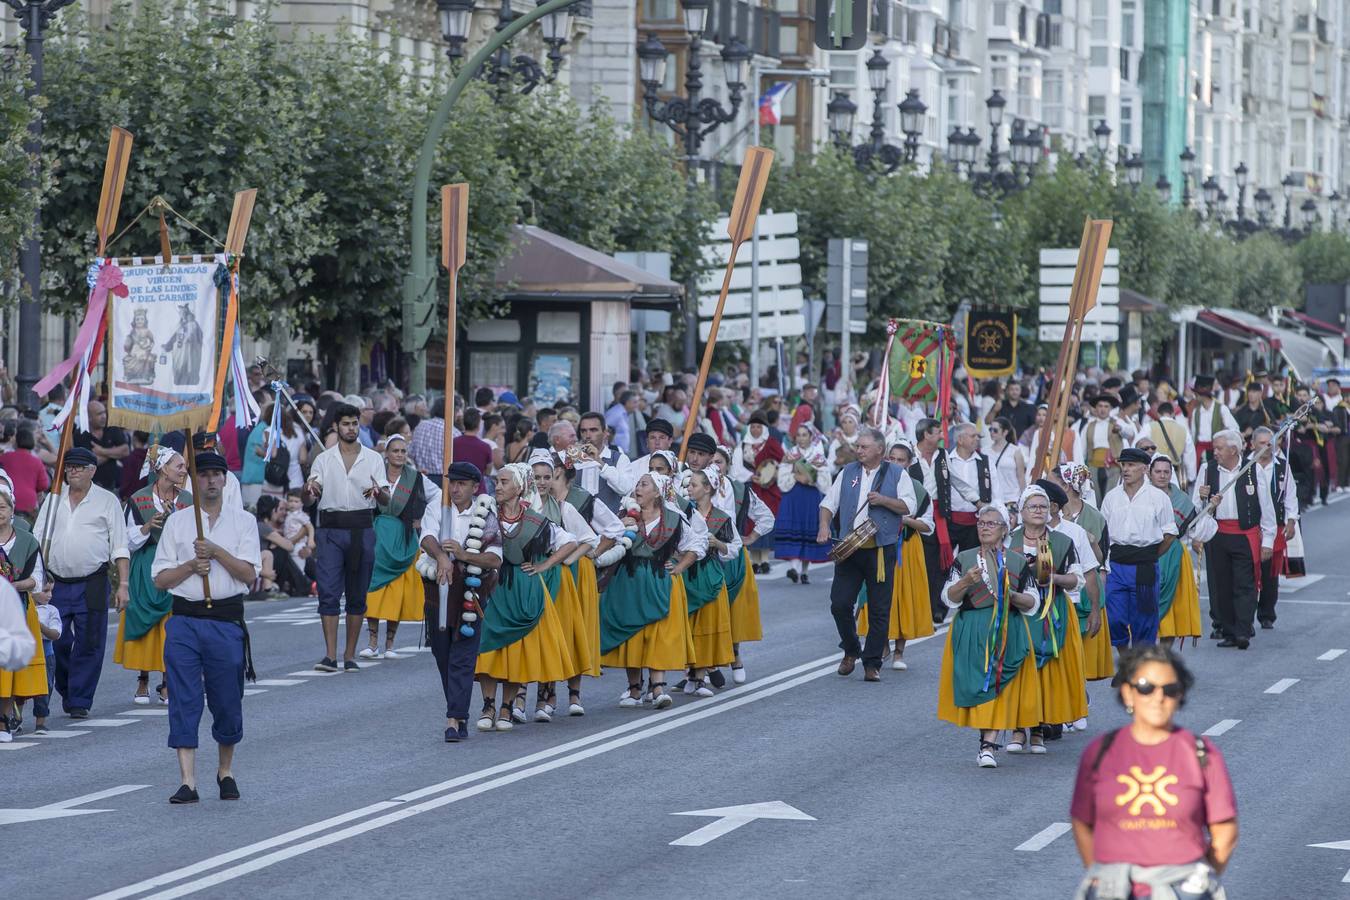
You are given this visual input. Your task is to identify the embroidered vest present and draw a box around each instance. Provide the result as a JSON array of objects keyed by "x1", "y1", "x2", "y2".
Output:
[
  {"x1": 934, "y1": 450, "x2": 992, "y2": 515},
  {"x1": 1191, "y1": 402, "x2": 1224, "y2": 442},
  {"x1": 1009, "y1": 527, "x2": 1074, "y2": 582},
  {"x1": 565, "y1": 484, "x2": 596, "y2": 523},
  {"x1": 730, "y1": 480, "x2": 750, "y2": 534},
  {"x1": 129, "y1": 487, "x2": 192, "y2": 543},
  {"x1": 629, "y1": 507, "x2": 682, "y2": 569},
  {"x1": 0, "y1": 528, "x2": 39, "y2": 596},
  {"x1": 953, "y1": 547, "x2": 1029, "y2": 610},
  {"x1": 1205, "y1": 458, "x2": 1260, "y2": 530},
  {"x1": 596, "y1": 446, "x2": 624, "y2": 512},
  {"x1": 834, "y1": 461, "x2": 902, "y2": 546},
  {"x1": 1083, "y1": 417, "x2": 1123, "y2": 468},
  {"x1": 501, "y1": 510, "x2": 549, "y2": 566}
]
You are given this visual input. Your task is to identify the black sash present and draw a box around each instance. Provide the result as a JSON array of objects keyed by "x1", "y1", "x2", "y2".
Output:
[
  {"x1": 1109, "y1": 543, "x2": 1160, "y2": 587},
  {"x1": 172, "y1": 594, "x2": 256, "y2": 681}
]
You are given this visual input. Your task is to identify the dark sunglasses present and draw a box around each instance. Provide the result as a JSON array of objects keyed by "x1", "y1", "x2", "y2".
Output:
[{"x1": 1130, "y1": 678, "x2": 1183, "y2": 699}]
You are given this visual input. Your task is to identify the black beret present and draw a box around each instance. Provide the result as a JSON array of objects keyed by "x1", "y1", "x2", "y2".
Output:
[
  {"x1": 194, "y1": 451, "x2": 229, "y2": 473},
  {"x1": 447, "y1": 461, "x2": 482, "y2": 483},
  {"x1": 748, "y1": 410, "x2": 768, "y2": 426},
  {"x1": 686, "y1": 433, "x2": 716, "y2": 454},
  {"x1": 1034, "y1": 478, "x2": 1069, "y2": 507},
  {"x1": 63, "y1": 447, "x2": 97, "y2": 468},
  {"x1": 1118, "y1": 447, "x2": 1152, "y2": 465},
  {"x1": 647, "y1": 418, "x2": 674, "y2": 437}
]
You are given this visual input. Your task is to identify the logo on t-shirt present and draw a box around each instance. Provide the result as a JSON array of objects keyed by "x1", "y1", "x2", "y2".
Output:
[{"x1": 1114, "y1": 765, "x2": 1180, "y2": 818}]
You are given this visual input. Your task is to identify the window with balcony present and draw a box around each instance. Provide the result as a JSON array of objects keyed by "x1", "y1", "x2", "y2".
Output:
[
  {"x1": 1121, "y1": 0, "x2": 1135, "y2": 47},
  {"x1": 1120, "y1": 48, "x2": 1130, "y2": 80},
  {"x1": 643, "y1": 0, "x2": 680, "y2": 21}
]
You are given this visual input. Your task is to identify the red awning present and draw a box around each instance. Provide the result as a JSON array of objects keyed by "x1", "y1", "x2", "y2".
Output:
[
  {"x1": 1196, "y1": 310, "x2": 1273, "y2": 348},
  {"x1": 1282, "y1": 308, "x2": 1346, "y2": 338}
]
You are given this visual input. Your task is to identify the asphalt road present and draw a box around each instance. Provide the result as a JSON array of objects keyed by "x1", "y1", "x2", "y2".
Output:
[{"x1": 7, "y1": 496, "x2": 1350, "y2": 899}]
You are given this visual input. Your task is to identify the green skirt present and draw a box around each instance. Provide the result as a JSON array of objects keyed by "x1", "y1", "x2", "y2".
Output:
[
  {"x1": 480, "y1": 563, "x2": 560, "y2": 654},
  {"x1": 600, "y1": 561, "x2": 672, "y2": 654},
  {"x1": 1075, "y1": 569, "x2": 1103, "y2": 635},
  {"x1": 683, "y1": 557, "x2": 726, "y2": 616},
  {"x1": 721, "y1": 549, "x2": 747, "y2": 605},
  {"x1": 948, "y1": 605, "x2": 1034, "y2": 708},
  {"x1": 1030, "y1": 589, "x2": 1070, "y2": 668},
  {"x1": 1156, "y1": 540, "x2": 1184, "y2": 621},
  {"x1": 369, "y1": 513, "x2": 419, "y2": 593},
  {"x1": 123, "y1": 545, "x2": 172, "y2": 642}
]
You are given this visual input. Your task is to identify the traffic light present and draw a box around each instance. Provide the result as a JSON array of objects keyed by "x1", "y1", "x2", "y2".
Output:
[{"x1": 814, "y1": 0, "x2": 867, "y2": 50}]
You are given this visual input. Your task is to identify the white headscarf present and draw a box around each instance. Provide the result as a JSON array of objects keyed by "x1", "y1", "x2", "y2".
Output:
[
  {"x1": 976, "y1": 503, "x2": 1009, "y2": 530},
  {"x1": 637, "y1": 471, "x2": 674, "y2": 507},
  {"x1": 1019, "y1": 485, "x2": 1050, "y2": 509},
  {"x1": 138, "y1": 444, "x2": 183, "y2": 481},
  {"x1": 499, "y1": 462, "x2": 538, "y2": 509},
  {"x1": 649, "y1": 450, "x2": 678, "y2": 474}
]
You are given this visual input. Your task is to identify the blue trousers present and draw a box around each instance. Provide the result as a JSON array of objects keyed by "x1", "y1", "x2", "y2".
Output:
[
  {"x1": 52, "y1": 579, "x2": 108, "y2": 711},
  {"x1": 315, "y1": 526, "x2": 375, "y2": 617},
  {"x1": 165, "y1": 617, "x2": 245, "y2": 749},
  {"x1": 32, "y1": 650, "x2": 55, "y2": 718},
  {"x1": 429, "y1": 613, "x2": 482, "y2": 720},
  {"x1": 1106, "y1": 561, "x2": 1160, "y2": 648}
]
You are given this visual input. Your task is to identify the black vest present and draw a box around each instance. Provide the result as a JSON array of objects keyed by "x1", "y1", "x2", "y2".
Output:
[
  {"x1": 1268, "y1": 457, "x2": 1288, "y2": 527},
  {"x1": 595, "y1": 446, "x2": 625, "y2": 513},
  {"x1": 731, "y1": 480, "x2": 750, "y2": 534},
  {"x1": 933, "y1": 449, "x2": 991, "y2": 517},
  {"x1": 1205, "y1": 458, "x2": 1260, "y2": 530}
]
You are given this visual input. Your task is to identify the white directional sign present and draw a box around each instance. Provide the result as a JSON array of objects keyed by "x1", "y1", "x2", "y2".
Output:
[
  {"x1": 669, "y1": 801, "x2": 815, "y2": 847},
  {"x1": 0, "y1": 785, "x2": 148, "y2": 827},
  {"x1": 699, "y1": 313, "x2": 805, "y2": 342},
  {"x1": 1037, "y1": 246, "x2": 1120, "y2": 343},
  {"x1": 697, "y1": 288, "x2": 803, "y2": 318},
  {"x1": 698, "y1": 262, "x2": 801, "y2": 294},
  {"x1": 697, "y1": 208, "x2": 804, "y2": 345}
]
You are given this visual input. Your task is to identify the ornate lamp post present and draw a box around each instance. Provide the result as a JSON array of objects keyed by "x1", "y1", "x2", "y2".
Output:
[
  {"x1": 1281, "y1": 173, "x2": 1296, "y2": 230},
  {"x1": 1201, "y1": 175, "x2": 1220, "y2": 218},
  {"x1": 1155, "y1": 174, "x2": 1172, "y2": 203},
  {"x1": 1178, "y1": 145, "x2": 1196, "y2": 206},
  {"x1": 1300, "y1": 197, "x2": 1319, "y2": 233},
  {"x1": 1092, "y1": 119, "x2": 1111, "y2": 164},
  {"x1": 984, "y1": 88, "x2": 1006, "y2": 172},
  {"x1": 436, "y1": 0, "x2": 577, "y2": 93},
  {"x1": 1123, "y1": 153, "x2": 1144, "y2": 189},
  {"x1": 897, "y1": 88, "x2": 927, "y2": 164},
  {"x1": 1253, "y1": 187, "x2": 1274, "y2": 227}
]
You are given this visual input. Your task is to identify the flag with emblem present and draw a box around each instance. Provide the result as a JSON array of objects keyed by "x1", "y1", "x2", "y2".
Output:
[{"x1": 887, "y1": 323, "x2": 945, "y2": 401}]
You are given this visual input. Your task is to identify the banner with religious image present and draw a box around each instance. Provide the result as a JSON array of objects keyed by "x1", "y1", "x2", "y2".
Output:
[
  {"x1": 963, "y1": 309, "x2": 1018, "y2": 378},
  {"x1": 107, "y1": 255, "x2": 224, "y2": 430}
]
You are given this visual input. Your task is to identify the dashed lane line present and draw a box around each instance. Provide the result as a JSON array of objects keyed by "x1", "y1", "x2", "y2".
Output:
[
  {"x1": 1014, "y1": 822, "x2": 1072, "y2": 852},
  {"x1": 78, "y1": 719, "x2": 139, "y2": 727},
  {"x1": 119, "y1": 710, "x2": 168, "y2": 717},
  {"x1": 0, "y1": 743, "x2": 37, "y2": 750},
  {"x1": 26, "y1": 730, "x2": 90, "y2": 738},
  {"x1": 1264, "y1": 678, "x2": 1299, "y2": 695},
  {"x1": 1202, "y1": 719, "x2": 1241, "y2": 737},
  {"x1": 253, "y1": 679, "x2": 305, "y2": 686},
  {"x1": 1318, "y1": 649, "x2": 1347, "y2": 661}
]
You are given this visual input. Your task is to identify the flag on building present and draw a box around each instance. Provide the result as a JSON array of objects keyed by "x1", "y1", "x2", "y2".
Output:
[{"x1": 758, "y1": 81, "x2": 793, "y2": 126}]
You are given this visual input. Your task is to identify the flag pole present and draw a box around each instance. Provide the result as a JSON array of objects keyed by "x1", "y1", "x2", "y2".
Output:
[{"x1": 437, "y1": 184, "x2": 469, "y2": 632}]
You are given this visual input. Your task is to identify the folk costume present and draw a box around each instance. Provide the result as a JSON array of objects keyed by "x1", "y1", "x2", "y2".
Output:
[
  {"x1": 1074, "y1": 396, "x2": 1136, "y2": 499},
  {"x1": 685, "y1": 480, "x2": 739, "y2": 682},
  {"x1": 1188, "y1": 376, "x2": 1239, "y2": 468},
  {"x1": 1099, "y1": 449, "x2": 1177, "y2": 648},
  {"x1": 1157, "y1": 484, "x2": 1209, "y2": 643},
  {"x1": 1056, "y1": 463, "x2": 1112, "y2": 681},
  {"x1": 1255, "y1": 450, "x2": 1299, "y2": 628},
  {"x1": 739, "y1": 415, "x2": 784, "y2": 569},
  {"x1": 364, "y1": 439, "x2": 431, "y2": 634},
  {"x1": 307, "y1": 439, "x2": 388, "y2": 622},
  {"x1": 529, "y1": 451, "x2": 597, "y2": 690},
  {"x1": 856, "y1": 472, "x2": 935, "y2": 652},
  {"x1": 820, "y1": 457, "x2": 918, "y2": 673},
  {"x1": 0, "y1": 498, "x2": 46, "y2": 703},
  {"x1": 727, "y1": 476, "x2": 769, "y2": 651},
  {"x1": 115, "y1": 445, "x2": 192, "y2": 694},
  {"x1": 1192, "y1": 452, "x2": 1275, "y2": 646},
  {"x1": 32, "y1": 447, "x2": 130, "y2": 715},
  {"x1": 773, "y1": 430, "x2": 831, "y2": 575},
  {"x1": 561, "y1": 470, "x2": 625, "y2": 681}
]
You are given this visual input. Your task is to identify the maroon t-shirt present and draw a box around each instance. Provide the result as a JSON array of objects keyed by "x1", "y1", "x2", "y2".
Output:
[
  {"x1": 1071, "y1": 728, "x2": 1236, "y2": 868},
  {"x1": 0, "y1": 450, "x2": 50, "y2": 514},
  {"x1": 451, "y1": 435, "x2": 494, "y2": 493}
]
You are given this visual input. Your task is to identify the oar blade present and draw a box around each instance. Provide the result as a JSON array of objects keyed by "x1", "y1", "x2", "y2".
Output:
[
  {"x1": 95, "y1": 127, "x2": 134, "y2": 256},
  {"x1": 441, "y1": 183, "x2": 469, "y2": 271},
  {"x1": 224, "y1": 189, "x2": 259, "y2": 256},
  {"x1": 724, "y1": 146, "x2": 774, "y2": 246}
]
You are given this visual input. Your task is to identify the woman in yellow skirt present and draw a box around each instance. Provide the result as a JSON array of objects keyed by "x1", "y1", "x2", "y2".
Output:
[
  {"x1": 601, "y1": 472, "x2": 699, "y2": 710},
  {"x1": 0, "y1": 485, "x2": 45, "y2": 741},
  {"x1": 714, "y1": 447, "x2": 767, "y2": 684},
  {"x1": 1007, "y1": 486, "x2": 1088, "y2": 754},
  {"x1": 937, "y1": 504, "x2": 1044, "y2": 769},
  {"x1": 1150, "y1": 456, "x2": 1207, "y2": 647},
  {"x1": 475, "y1": 464, "x2": 577, "y2": 733},
  {"x1": 115, "y1": 443, "x2": 190, "y2": 705},
  {"x1": 1052, "y1": 463, "x2": 1113, "y2": 692},
  {"x1": 857, "y1": 441, "x2": 936, "y2": 669},
  {"x1": 683, "y1": 470, "x2": 736, "y2": 696},
  {"x1": 361, "y1": 434, "x2": 431, "y2": 660}
]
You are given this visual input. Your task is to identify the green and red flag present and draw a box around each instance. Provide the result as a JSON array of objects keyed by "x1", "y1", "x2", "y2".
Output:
[{"x1": 887, "y1": 322, "x2": 948, "y2": 401}]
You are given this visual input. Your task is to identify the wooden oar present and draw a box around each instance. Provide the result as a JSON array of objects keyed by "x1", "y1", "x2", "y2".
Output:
[
  {"x1": 677, "y1": 147, "x2": 774, "y2": 463},
  {"x1": 437, "y1": 183, "x2": 469, "y2": 631},
  {"x1": 40, "y1": 127, "x2": 133, "y2": 565}
]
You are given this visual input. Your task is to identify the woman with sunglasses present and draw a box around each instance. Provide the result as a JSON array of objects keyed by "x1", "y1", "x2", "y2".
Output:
[
  {"x1": 937, "y1": 504, "x2": 1043, "y2": 768},
  {"x1": 1070, "y1": 644, "x2": 1237, "y2": 899}
]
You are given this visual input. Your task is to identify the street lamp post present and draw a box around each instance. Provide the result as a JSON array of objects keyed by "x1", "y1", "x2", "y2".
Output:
[
  {"x1": 1155, "y1": 174, "x2": 1172, "y2": 203},
  {"x1": 984, "y1": 88, "x2": 1006, "y2": 172},
  {"x1": 637, "y1": 2, "x2": 750, "y2": 367},
  {"x1": 1093, "y1": 119, "x2": 1111, "y2": 164},
  {"x1": 1300, "y1": 197, "x2": 1318, "y2": 233},
  {"x1": 6, "y1": 0, "x2": 77, "y2": 408},
  {"x1": 828, "y1": 49, "x2": 923, "y2": 174},
  {"x1": 1178, "y1": 145, "x2": 1196, "y2": 207},
  {"x1": 1201, "y1": 175, "x2": 1220, "y2": 218},
  {"x1": 1234, "y1": 161, "x2": 1248, "y2": 221},
  {"x1": 1124, "y1": 153, "x2": 1143, "y2": 189},
  {"x1": 1281, "y1": 173, "x2": 1296, "y2": 230},
  {"x1": 437, "y1": 0, "x2": 577, "y2": 93},
  {"x1": 1253, "y1": 187, "x2": 1273, "y2": 227}
]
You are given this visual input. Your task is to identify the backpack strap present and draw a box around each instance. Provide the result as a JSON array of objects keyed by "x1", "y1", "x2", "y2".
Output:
[
  {"x1": 1090, "y1": 728, "x2": 1122, "y2": 773},
  {"x1": 1194, "y1": 735, "x2": 1209, "y2": 769}
]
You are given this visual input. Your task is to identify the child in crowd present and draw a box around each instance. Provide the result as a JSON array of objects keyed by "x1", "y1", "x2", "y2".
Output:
[
  {"x1": 283, "y1": 488, "x2": 317, "y2": 588},
  {"x1": 28, "y1": 599, "x2": 62, "y2": 735}
]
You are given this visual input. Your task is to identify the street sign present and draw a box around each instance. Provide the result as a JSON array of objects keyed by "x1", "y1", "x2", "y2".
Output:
[
  {"x1": 1039, "y1": 323, "x2": 1120, "y2": 342},
  {"x1": 670, "y1": 801, "x2": 816, "y2": 847},
  {"x1": 1038, "y1": 245, "x2": 1120, "y2": 343},
  {"x1": 699, "y1": 313, "x2": 805, "y2": 342},
  {"x1": 707, "y1": 236, "x2": 800, "y2": 265},
  {"x1": 1038, "y1": 303, "x2": 1120, "y2": 324},
  {"x1": 1038, "y1": 286, "x2": 1119, "y2": 306},
  {"x1": 698, "y1": 262, "x2": 801, "y2": 294},
  {"x1": 826, "y1": 238, "x2": 868, "y2": 334},
  {"x1": 697, "y1": 288, "x2": 803, "y2": 318}
]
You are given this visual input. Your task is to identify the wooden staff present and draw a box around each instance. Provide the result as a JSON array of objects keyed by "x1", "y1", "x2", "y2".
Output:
[
  {"x1": 184, "y1": 429, "x2": 212, "y2": 607},
  {"x1": 40, "y1": 127, "x2": 133, "y2": 563},
  {"x1": 437, "y1": 183, "x2": 469, "y2": 632},
  {"x1": 1029, "y1": 218, "x2": 1113, "y2": 482},
  {"x1": 678, "y1": 147, "x2": 774, "y2": 463}
]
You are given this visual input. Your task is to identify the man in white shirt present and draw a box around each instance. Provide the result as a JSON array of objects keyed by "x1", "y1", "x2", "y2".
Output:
[
  {"x1": 945, "y1": 422, "x2": 995, "y2": 544},
  {"x1": 32, "y1": 446, "x2": 129, "y2": 717},
  {"x1": 302, "y1": 402, "x2": 390, "y2": 672},
  {"x1": 816, "y1": 427, "x2": 916, "y2": 681},
  {"x1": 1194, "y1": 429, "x2": 1275, "y2": 649},
  {"x1": 620, "y1": 418, "x2": 675, "y2": 495},
  {"x1": 152, "y1": 452, "x2": 261, "y2": 804},
  {"x1": 420, "y1": 462, "x2": 503, "y2": 743},
  {"x1": 1142, "y1": 401, "x2": 1197, "y2": 489},
  {"x1": 1075, "y1": 393, "x2": 1137, "y2": 499},
  {"x1": 574, "y1": 412, "x2": 632, "y2": 514},
  {"x1": 1189, "y1": 374, "x2": 1239, "y2": 468},
  {"x1": 1251, "y1": 426, "x2": 1299, "y2": 630},
  {"x1": 1099, "y1": 447, "x2": 1177, "y2": 648}
]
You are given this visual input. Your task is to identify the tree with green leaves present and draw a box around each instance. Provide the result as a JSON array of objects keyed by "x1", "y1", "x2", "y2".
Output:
[{"x1": 0, "y1": 52, "x2": 43, "y2": 297}]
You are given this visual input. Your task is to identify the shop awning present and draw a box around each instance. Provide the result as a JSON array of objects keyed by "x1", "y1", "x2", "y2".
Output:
[
  {"x1": 1281, "y1": 308, "x2": 1345, "y2": 338},
  {"x1": 494, "y1": 225, "x2": 682, "y2": 309},
  {"x1": 1202, "y1": 308, "x2": 1335, "y2": 380}
]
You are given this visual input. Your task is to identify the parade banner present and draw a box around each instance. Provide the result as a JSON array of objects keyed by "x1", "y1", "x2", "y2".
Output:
[
  {"x1": 107, "y1": 256, "x2": 223, "y2": 431},
  {"x1": 886, "y1": 322, "x2": 955, "y2": 402},
  {"x1": 963, "y1": 310, "x2": 1018, "y2": 378}
]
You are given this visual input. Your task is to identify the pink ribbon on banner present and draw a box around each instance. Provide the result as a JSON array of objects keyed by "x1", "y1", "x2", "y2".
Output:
[{"x1": 33, "y1": 262, "x2": 127, "y2": 397}]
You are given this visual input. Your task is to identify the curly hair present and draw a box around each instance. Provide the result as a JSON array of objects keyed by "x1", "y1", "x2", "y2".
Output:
[{"x1": 1114, "y1": 644, "x2": 1195, "y2": 708}]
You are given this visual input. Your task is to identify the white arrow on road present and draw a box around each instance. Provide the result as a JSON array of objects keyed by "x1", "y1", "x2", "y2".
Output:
[
  {"x1": 669, "y1": 801, "x2": 815, "y2": 847},
  {"x1": 0, "y1": 785, "x2": 149, "y2": 827},
  {"x1": 1308, "y1": 839, "x2": 1350, "y2": 883}
]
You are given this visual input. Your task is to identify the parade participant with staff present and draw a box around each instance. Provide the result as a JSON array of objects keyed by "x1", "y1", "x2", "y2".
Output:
[
  {"x1": 114, "y1": 440, "x2": 191, "y2": 705},
  {"x1": 937, "y1": 504, "x2": 1043, "y2": 769},
  {"x1": 1099, "y1": 447, "x2": 1177, "y2": 649},
  {"x1": 302, "y1": 402, "x2": 389, "y2": 673},
  {"x1": 151, "y1": 451, "x2": 261, "y2": 804},
  {"x1": 418, "y1": 462, "x2": 501, "y2": 743},
  {"x1": 33, "y1": 446, "x2": 130, "y2": 718},
  {"x1": 1193, "y1": 429, "x2": 1275, "y2": 649},
  {"x1": 360, "y1": 432, "x2": 429, "y2": 660},
  {"x1": 1251, "y1": 425, "x2": 1299, "y2": 630},
  {"x1": 601, "y1": 471, "x2": 700, "y2": 711},
  {"x1": 1006, "y1": 484, "x2": 1087, "y2": 754},
  {"x1": 816, "y1": 426, "x2": 916, "y2": 682},
  {"x1": 715, "y1": 446, "x2": 766, "y2": 684},
  {"x1": 1148, "y1": 455, "x2": 1210, "y2": 648},
  {"x1": 856, "y1": 441, "x2": 933, "y2": 671}
]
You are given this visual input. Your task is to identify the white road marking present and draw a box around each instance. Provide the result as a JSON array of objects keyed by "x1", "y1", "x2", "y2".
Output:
[
  {"x1": 1278, "y1": 574, "x2": 1325, "y2": 593},
  {"x1": 1318, "y1": 649, "x2": 1347, "y2": 661},
  {"x1": 26, "y1": 730, "x2": 90, "y2": 738},
  {"x1": 391, "y1": 647, "x2": 431, "y2": 655},
  {"x1": 1014, "y1": 822, "x2": 1072, "y2": 852},
  {"x1": 100, "y1": 628, "x2": 949, "y2": 899},
  {"x1": 252, "y1": 679, "x2": 304, "y2": 687},
  {"x1": 354, "y1": 662, "x2": 380, "y2": 669},
  {"x1": 286, "y1": 670, "x2": 340, "y2": 678},
  {"x1": 1308, "y1": 839, "x2": 1350, "y2": 883},
  {"x1": 0, "y1": 785, "x2": 149, "y2": 826},
  {"x1": 119, "y1": 709, "x2": 168, "y2": 717},
  {"x1": 42, "y1": 785, "x2": 149, "y2": 809},
  {"x1": 0, "y1": 742, "x2": 38, "y2": 751},
  {"x1": 1202, "y1": 719, "x2": 1241, "y2": 737},
  {"x1": 78, "y1": 719, "x2": 138, "y2": 727},
  {"x1": 1264, "y1": 678, "x2": 1299, "y2": 694},
  {"x1": 243, "y1": 689, "x2": 267, "y2": 697},
  {"x1": 669, "y1": 801, "x2": 815, "y2": 847},
  {"x1": 1281, "y1": 599, "x2": 1350, "y2": 606}
]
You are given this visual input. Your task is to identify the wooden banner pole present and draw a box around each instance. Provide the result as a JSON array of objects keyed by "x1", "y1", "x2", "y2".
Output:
[
  {"x1": 678, "y1": 147, "x2": 774, "y2": 463},
  {"x1": 437, "y1": 183, "x2": 469, "y2": 632}
]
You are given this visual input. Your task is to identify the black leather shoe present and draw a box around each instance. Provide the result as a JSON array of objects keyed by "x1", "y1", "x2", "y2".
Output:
[
  {"x1": 708, "y1": 669, "x2": 726, "y2": 689},
  {"x1": 217, "y1": 776, "x2": 240, "y2": 801},
  {"x1": 445, "y1": 726, "x2": 462, "y2": 743},
  {"x1": 1259, "y1": 620, "x2": 1274, "y2": 630},
  {"x1": 1209, "y1": 628, "x2": 1223, "y2": 639},
  {"x1": 68, "y1": 708, "x2": 89, "y2": 719},
  {"x1": 1217, "y1": 638, "x2": 1241, "y2": 648},
  {"x1": 169, "y1": 785, "x2": 199, "y2": 804},
  {"x1": 1237, "y1": 638, "x2": 1250, "y2": 649}
]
